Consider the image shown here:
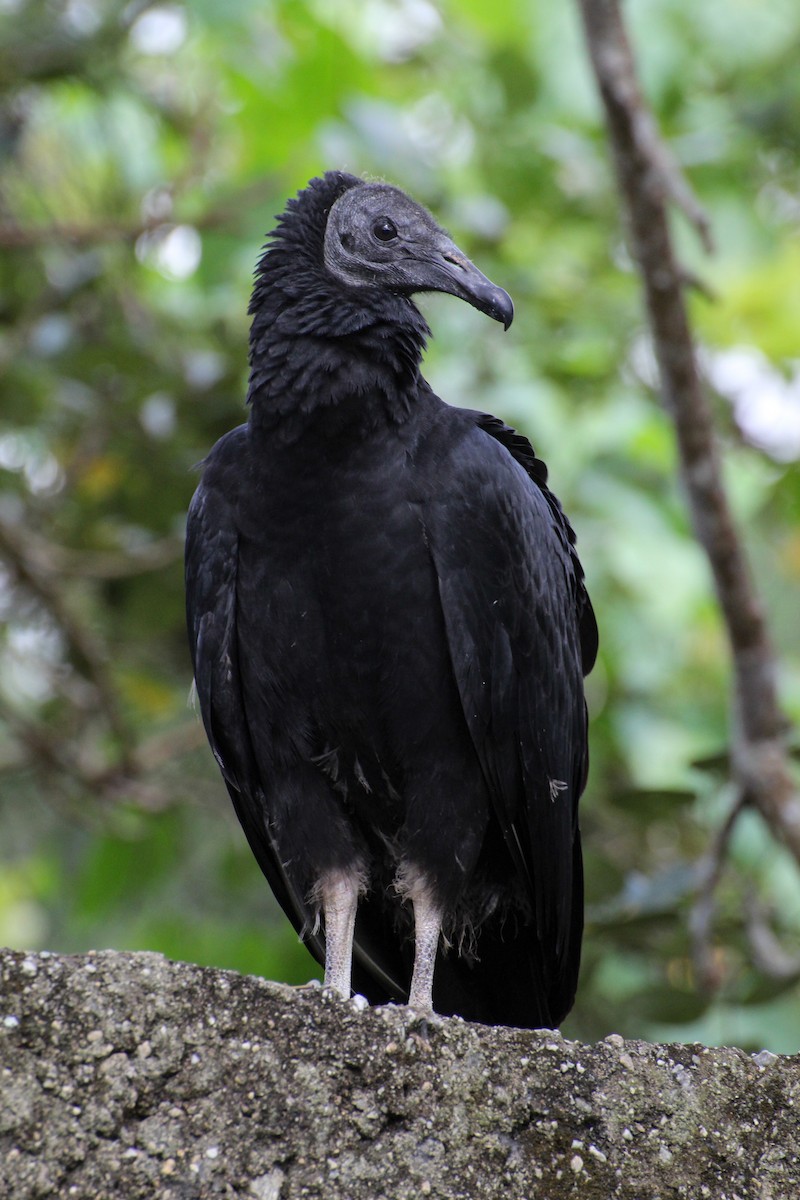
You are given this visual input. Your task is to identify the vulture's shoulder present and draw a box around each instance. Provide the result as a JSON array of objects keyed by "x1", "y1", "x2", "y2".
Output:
[
  {"x1": 415, "y1": 402, "x2": 558, "y2": 518},
  {"x1": 193, "y1": 422, "x2": 250, "y2": 488},
  {"x1": 413, "y1": 401, "x2": 546, "y2": 485},
  {"x1": 186, "y1": 424, "x2": 251, "y2": 544},
  {"x1": 415, "y1": 402, "x2": 597, "y2": 676},
  {"x1": 185, "y1": 424, "x2": 249, "y2": 660}
]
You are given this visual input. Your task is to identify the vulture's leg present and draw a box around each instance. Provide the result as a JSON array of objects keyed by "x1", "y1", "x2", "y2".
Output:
[
  {"x1": 408, "y1": 883, "x2": 443, "y2": 1013},
  {"x1": 320, "y1": 870, "x2": 360, "y2": 998}
]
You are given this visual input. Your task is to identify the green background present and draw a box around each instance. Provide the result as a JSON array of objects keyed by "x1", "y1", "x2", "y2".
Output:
[{"x1": 2, "y1": 0, "x2": 799, "y2": 1051}]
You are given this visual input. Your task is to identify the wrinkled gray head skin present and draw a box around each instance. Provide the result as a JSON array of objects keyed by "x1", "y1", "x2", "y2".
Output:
[{"x1": 323, "y1": 182, "x2": 514, "y2": 329}]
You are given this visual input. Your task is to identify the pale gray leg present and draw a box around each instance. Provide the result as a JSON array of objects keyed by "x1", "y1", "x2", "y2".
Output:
[
  {"x1": 319, "y1": 870, "x2": 361, "y2": 998},
  {"x1": 408, "y1": 885, "x2": 444, "y2": 1013}
]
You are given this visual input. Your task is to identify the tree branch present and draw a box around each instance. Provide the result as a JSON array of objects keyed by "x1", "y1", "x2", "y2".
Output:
[
  {"x1": 0, "y1": 521, "x2": 181, "y2": 581},
  {"x1": 0, "y1": 516, "x2": 133, "y2": 768},
  {"x1": 689, "y1": 789, "x2": 747, "y2": 991},
  {"x1": 576, "y1": 0, "x2": 800, "y2": 862},
  {"x1": 744, "y1": 891, "x2": 800, "y2": 983},
  {"x1": 579, "y1": 6, "x2": 714, "y2": 255},
  {"x1": 0, "y1": 179, "x2": 278, "y2": 250},
  {"x1": 0, "y1": 689, "x2": 207, "y2": 822}
]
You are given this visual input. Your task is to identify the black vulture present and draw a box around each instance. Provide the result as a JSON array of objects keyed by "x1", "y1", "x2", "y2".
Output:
[{"x1": 185, "y1": 171, "x2": 597, "y2": 1029}]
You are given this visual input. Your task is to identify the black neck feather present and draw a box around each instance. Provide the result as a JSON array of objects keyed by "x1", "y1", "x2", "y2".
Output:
[{"x1": 246, "y1": 173, "x2": 430, "y2": 444}]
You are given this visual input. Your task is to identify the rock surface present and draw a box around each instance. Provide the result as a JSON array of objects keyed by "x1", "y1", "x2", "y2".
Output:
[{"x1": 0, "y1": 948, "x2": 798, "y2": 1198}]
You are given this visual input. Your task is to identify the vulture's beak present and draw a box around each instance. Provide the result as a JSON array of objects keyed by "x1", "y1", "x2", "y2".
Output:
[{"x1": 405, "y1": 236, "x2": 514, "y2": 330}]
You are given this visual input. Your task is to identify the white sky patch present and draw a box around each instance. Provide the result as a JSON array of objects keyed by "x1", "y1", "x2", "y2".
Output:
[
  {"x1": 0, "y1": 563, "x2": 14, "y2": 622},
  {"x1": 129, "y1": 5, "x2": 188, "y2": 56},
  {"x1": 705, "y1": 345, "x2": 800, "y2": 463},
  {"x1": 2, "y1": 620, "x2": 65, "y2": 706},
  {"x1": 403, "y1": 93, "x2": 474, "y2": 168},
  {"x1": 183, "y1": 349, "x2": 226, "y2": 389},
  {"x1": 61, "y1": 0, "x2": 103, "y2": 36},
  {"x1": 626, "y1": 332, "x2": 659, "y2": 390},
  {"x1": 0, "y1": 430, "x2": 65, "y2": 496},
  {"x1": 0, "y1": 432, "x2": 30, "y2": 473},
  {"x1": 628, "y1": 335, "x2": 800, "y2": 464},
  {"x1": 314, "y1": 0, "x2": 442, "y2": 62},
  {"x1": 136, "y1": 224, "x2": 202, "y2": 281},
  {"x1": 25, "y1": 454, "x2": 64, "y2": 497},
  {"x1": 448, "y1": 194, "x2": 510, "y2": 241},
  {"x1": 141, "y1": 186, "x2": 174, "y2": 223},
  {"x1": 368, "y1": 0, "x2": 442, "y2": 62},
  {"x1": 140, "y1": 393, "x2": 176, "y2": 440},
  {"x1": 29, "y1": 314, "x2": 73, "y2": 358},
  {"x1": 156, "y1": 224, "x2": 201, "y2": 280}
]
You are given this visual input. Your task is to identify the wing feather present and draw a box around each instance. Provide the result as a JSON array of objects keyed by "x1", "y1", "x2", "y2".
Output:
[
  {"x1": 422, "y1": 412, "x2": 592, "y2": 1020},
  {"x1": 185, "y1": 464, "x2": 325, "y2": 965}
]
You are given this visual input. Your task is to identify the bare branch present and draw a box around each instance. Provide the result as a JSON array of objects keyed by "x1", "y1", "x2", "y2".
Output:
[
  {"x1": 0, "y1": 179, "x2": 278, "y2": 251},
  {"x1": 3, "y1": 523, "x2": 181, "y2": 580},
  {"x1": 579, "y1": 0, "x2": 714, "y2": 254},
  {"x1": 0, "y1": 517, "x2": 133, "y2": 767},
  {"x1": 689, "y1": 790, "x2": 747, "y2": 991},
  {"x1": 577, "y1": 0, "x2": 800, "y2": 864},
  {"x1": 130, "y1": 719, "x2": 207, "y2": 773},
  {"x1": 744, "y1": 892, "x2": 800, "y2": 983},
  {"x1": 0, "y1": 695, "x2": 82, "y2": 781},
  {"x1": 0, "y1": 694, "x2": 207, "y2": 820}
]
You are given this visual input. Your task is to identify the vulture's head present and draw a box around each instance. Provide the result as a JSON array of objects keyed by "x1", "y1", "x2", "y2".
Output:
[{"x1": 322, "y1": 180, "x2": 514, "y2": 330}]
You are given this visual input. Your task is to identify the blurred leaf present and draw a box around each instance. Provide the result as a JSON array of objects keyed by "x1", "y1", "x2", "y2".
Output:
[
  {"x1": 736, "y1": 970, "x2": 800, "y2": 1008},
  {"x1": 633, "y1": 983, "x2": 712, "y2": 1025},
  {"x1": 608, "y1": 787, "x2": 698, "y2": 816},
  {"x1": 589, "y1": 864, "x2": 699, "y2": 925}
]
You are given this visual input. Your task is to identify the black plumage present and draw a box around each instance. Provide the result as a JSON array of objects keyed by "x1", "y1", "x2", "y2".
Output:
[{"x1": 185, "y1": 171, "x2": 597, "y2": 1028}]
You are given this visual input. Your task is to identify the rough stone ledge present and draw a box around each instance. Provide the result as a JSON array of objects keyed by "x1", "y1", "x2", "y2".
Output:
[{"x1": 0, "y1": 948, "x2": 797, "y2": 1199}]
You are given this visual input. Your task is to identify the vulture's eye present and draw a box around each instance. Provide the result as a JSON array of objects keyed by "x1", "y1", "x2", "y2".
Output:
[{"x1": 372, "y1": 218, "x2": 398, "y2": 243}]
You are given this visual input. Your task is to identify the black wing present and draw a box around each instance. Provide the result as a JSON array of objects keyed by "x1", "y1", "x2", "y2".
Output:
[
  {"x1": 184, "y1": 448, "x2": 323, "y2": 972},
  {"x1": 185, "y1": 432, "x2": 408, "y2": 1002},
  {"x1": 421, "y1": 411, "x2": 596, "y2": 1025}
]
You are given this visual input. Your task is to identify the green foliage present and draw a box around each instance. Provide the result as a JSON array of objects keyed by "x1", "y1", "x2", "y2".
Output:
[{"x1": 1, "y1": 0, "x2": 798, "y2": 1048}]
